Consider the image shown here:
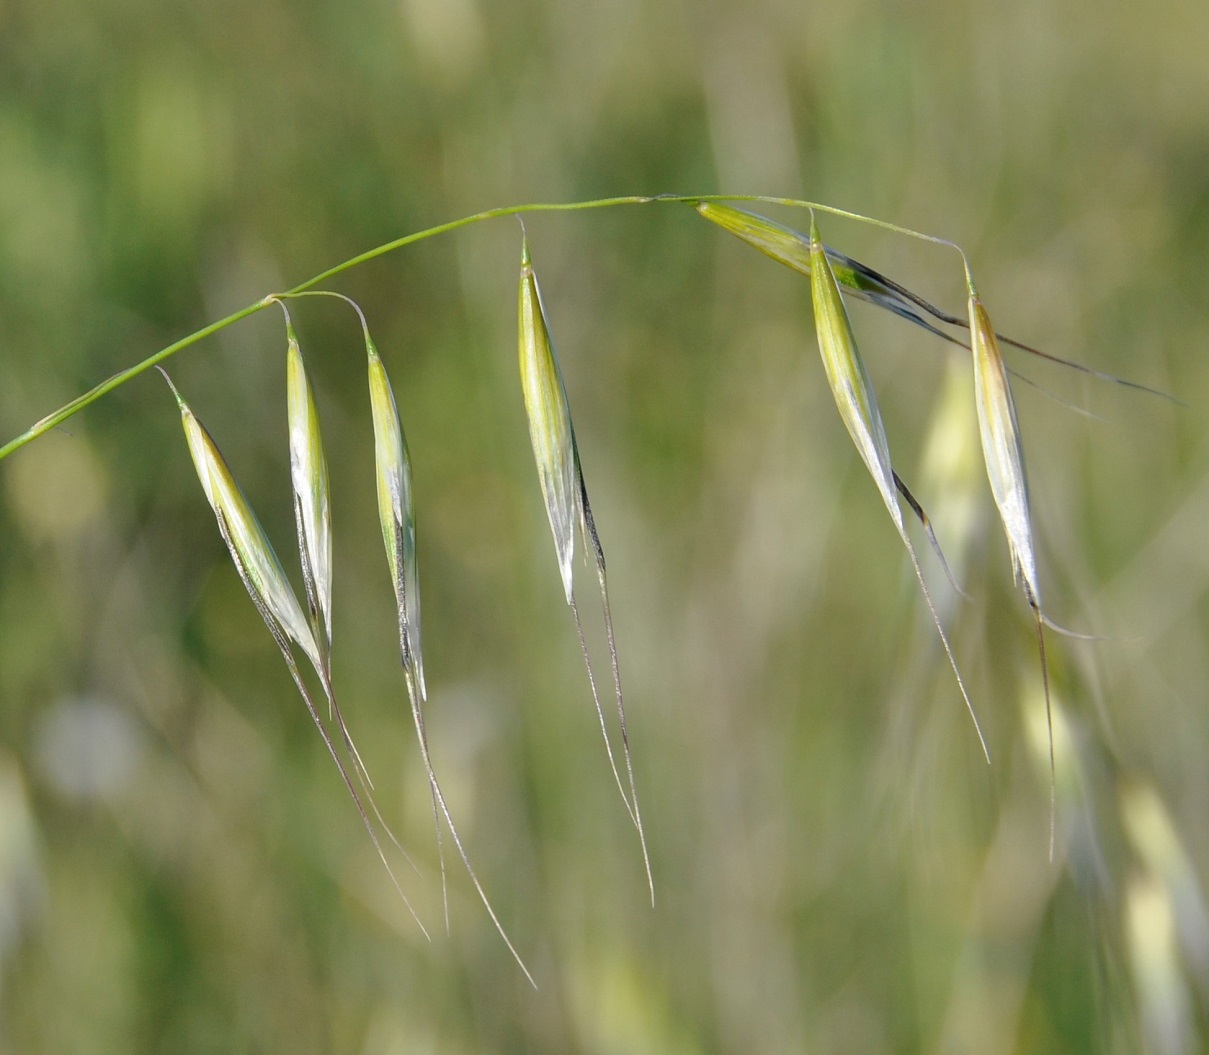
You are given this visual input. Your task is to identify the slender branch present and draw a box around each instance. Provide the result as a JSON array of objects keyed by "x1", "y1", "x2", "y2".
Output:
[
  {"x1": 280, "y1": 197, "x2": 659, "y2": 295},
  {"x1": 0, "y1": 300, "x2": 271, "y2": 460},
  {"x1": 0, "y1": 192, "x2": 970, "y2": 462}
]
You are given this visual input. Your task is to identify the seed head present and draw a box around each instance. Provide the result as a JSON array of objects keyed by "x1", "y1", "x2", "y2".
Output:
[
  {"x1": 968, "y1": 291, "x2": 1039, "y2": 606},
  {"x1": 807, "y1": 214, "x2": 902, "y2": 530},
  {"x1": 285, "y1": 317, "x2": 333, "y2": 655},
  {"x1": 807, "y1": 218, "x2": 988, "y2": 762},
  {"x1": 161, "y1": 370, "x2": 322, "y2": 679},
  {"x1": 366, "y1": 334, "x2": 425, "y2": 700},
  {"x1": 516, "y1": 234, "x2": 654, "y2": 900},
  {"x1": 518, "y1": 235, "x2": 580, "y2": 604}
]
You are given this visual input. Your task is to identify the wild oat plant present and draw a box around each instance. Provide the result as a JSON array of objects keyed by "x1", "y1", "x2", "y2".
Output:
[{"x1": 0, "y1": 194, "x2": 1177, "y2": 986}]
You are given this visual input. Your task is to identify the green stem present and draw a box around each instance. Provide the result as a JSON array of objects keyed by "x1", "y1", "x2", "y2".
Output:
[
  {"x1": 0, "y1": 299, "x2": 271, "y2": 460},
  {"x1": 0, "y1": 193, "x2": 962, "y2": 461},
  {"x1": 279, "y1": 196, "x2": 659, "y2": 294},
  {"x1": 275, "y1": 290, "x2": 372, "y2": 339}
]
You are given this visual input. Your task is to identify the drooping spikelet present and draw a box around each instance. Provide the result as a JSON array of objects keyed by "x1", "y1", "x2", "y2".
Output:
[
  {"x1": 284, "y1": 305, "x2": 386, "y2": 800},
  {"x1": 967, "y1": 281, "x2": 1055, "y2": 852},
  {"x1": 284, "y1": 312, "x2": 333, "y2": 660},
  {"x1": 696, "y1": 201, "x2": 1173, "y2": 403},
  {"x1": 362, "y1": 323, "x2": 533, "y2": 984},
  {"x1": 518, "y1": 233, "x2": 653, "y2": 902},
  {"x1": 518, "y1": 237, "x2": 579, "y2": 605},
  {"x1": 807, "y1": 213, "x2": 903, "y2": 531},
  {"x1": 807, "y1": 215, "x2": 988, "y2": 762},
  {"x1": 163, "y1": 368, "x2": 323, "y2": 679},
  {"x1": 366, "y1": 332, "x2": 425, "y2": 701},
  {"x1": 968, "y1": 291, "x2": 1039, "y2": 607},
  {"x1": 697, "y1": 201, "x2": 965, "y2": 349},
  {"x1": 159, "y1": 366, "x2": 427, "y2": 935}
]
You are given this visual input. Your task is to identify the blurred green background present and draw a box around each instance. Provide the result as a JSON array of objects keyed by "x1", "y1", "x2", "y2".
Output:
[{"x1": 2, "y1": 0, "x2": 1209, "y2": 1050}]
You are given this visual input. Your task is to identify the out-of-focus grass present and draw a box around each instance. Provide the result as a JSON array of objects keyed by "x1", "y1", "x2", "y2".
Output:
[{"x1": 2, "y1": 0, "x2": 1209, "y2": 1051}]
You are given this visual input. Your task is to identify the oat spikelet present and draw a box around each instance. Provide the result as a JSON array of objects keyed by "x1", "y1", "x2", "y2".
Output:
[
  {"x1": 517, "y1": 241, "x2": 578, "y2": 605},
  {"x1": 518, "y1": 233, "x2": 654, "y2": 903},
  {"x1": 366, "y1": 333, "x2": 425, "y2": 700},
  {"x1": 696, "y1": 202, "x2": 1174, "y2": 402},
  {"x1": 164, "y1": 370, "x2": 321, "y2": 674},
  {"x1": 281, "y1": 301, "x2": 391, "y2": 831},
  {"x1": 967, "y1": 283, "x2": 1055, "y2": 853},
  {"x1": 697, "y1": 201, "x2": 966, "y2": 349},
  {"x1": 698, "y1": 204, "x2": 965, "y2": 590},
  {"x1": 968, "y1": 293, "x2": 1038, "y2": 605},
  {"x1": 807, "y1": 215, "x2": 989, "y2": 762},
  {"x1": 363, "y1": 325, "x2": 535, "y2": 985},
  {"x1": 158, "y1": 367, "x2": 427, "y2": 936},
  {"x1": 283, "y1": 307, "x2": 333, "y2": 660}
]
